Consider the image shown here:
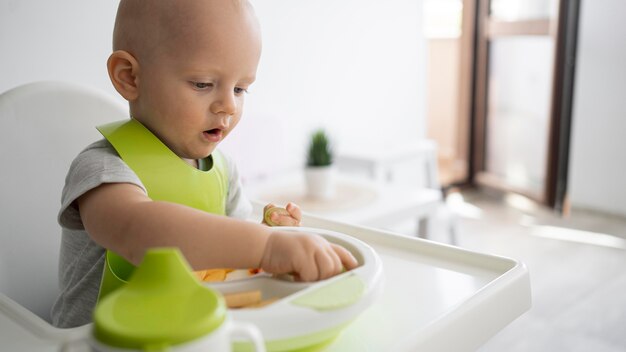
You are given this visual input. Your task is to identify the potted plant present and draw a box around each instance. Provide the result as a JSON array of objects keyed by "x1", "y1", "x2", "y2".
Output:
[{"x1": 305, "y1": 129, "x2": 335, "y2": 199}]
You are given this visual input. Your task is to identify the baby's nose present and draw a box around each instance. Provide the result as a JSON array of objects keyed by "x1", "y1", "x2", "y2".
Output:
[
  {"x1": 220, "y1": 115, "x2": 232, "y2": 129},
  {"x1": 209, "y1": 90, "x2": 237, "y2": 116}
]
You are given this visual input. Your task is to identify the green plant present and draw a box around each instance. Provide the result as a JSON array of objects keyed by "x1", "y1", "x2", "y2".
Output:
[{"x1": 306, "y1": 129, "x2": 333, "y2": 167}]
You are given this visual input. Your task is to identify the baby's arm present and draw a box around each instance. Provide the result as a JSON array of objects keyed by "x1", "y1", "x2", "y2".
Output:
[
  {"x1": 79, "y1": 182, "x2": 269, "y2": 269},
  {"x1": 79, "y1": 183, "x2": 356, "y2": 281}
]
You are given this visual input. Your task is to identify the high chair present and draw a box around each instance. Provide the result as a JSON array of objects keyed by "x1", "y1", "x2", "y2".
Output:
[
  {"x1": 0, "y1": 82, "x2": 532, "y2": 352},
  {"x1": 0, "y1": 81, "x2": 126, "y2": 333}
]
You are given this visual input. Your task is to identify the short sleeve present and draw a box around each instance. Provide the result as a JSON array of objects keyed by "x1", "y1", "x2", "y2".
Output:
[
  {"x1": 58, "y1": 139, "x2": 147, "y2": 230},
  {"x1": 221, "y1": 151, "x2": 253, "y2": 220}
]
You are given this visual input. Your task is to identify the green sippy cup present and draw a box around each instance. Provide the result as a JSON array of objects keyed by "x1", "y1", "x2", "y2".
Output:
[{"x1": 90, "y1": 248, "x2": 265, "y2": 352}]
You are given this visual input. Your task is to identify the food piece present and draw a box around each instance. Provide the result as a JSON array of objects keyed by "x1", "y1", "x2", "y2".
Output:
[
  {"x1": 264, "y1": 206, "x2": 290, "y2": 226},
  {"x1": 202, "y1": 269, "x2": 228, "y2": 282},
  {"x1": 248, "y1": 268, "x2": 263, "y2": 275},
  {"x1": 224, "y1": 290, "x2": 262, "y2": 308},
  {"x1": 246, "y1": 297, "x2": 279, "y2": 308},
  {"x1": 194, "y1": 269, "x2": 234, "y2": 282},
  {"x1": 193, "y1": 270, "x2": 207, "y2": 281},
  {"x1": 224, "y1": 290, "x2": 279, "y2": 309}
]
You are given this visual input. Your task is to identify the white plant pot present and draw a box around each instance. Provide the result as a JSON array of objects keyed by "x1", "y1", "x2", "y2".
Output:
[{"x1": 305, "y1": 165, "x2": 335, "y2": 200}]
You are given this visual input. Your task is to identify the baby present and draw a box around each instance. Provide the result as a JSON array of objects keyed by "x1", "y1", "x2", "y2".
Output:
[{"x1": 51, "y1": 0, "x2": 357, "y2": 328}]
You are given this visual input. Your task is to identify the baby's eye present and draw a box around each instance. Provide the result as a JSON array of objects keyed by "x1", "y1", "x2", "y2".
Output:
[
  {"x1": 234, "y1": 87, "x2": 249, "y2": 95},
  {"x1": 191, "y1": 82, "x2": 213, "y2": 90}
]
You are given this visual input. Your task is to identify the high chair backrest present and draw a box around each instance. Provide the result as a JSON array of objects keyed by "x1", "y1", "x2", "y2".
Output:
[{"x1": 0, "y1": 81, "x2": 127, "y2": 322}]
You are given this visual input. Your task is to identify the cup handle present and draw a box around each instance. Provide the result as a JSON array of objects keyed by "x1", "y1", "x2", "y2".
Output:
[{"x1": 228, "y1": 321, "x2": 266, "y2": 352}]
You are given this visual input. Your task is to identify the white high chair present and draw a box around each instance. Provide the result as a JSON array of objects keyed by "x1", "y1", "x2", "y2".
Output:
[
  {"x1": 0, "y1": 81, "x2": 126, "y2": 335},
  {"x1": 0, "y1": 82, "x2": 533, "y2": 352}
]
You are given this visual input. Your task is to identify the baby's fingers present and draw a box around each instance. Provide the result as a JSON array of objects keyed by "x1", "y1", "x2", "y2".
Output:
[
  {"x1": 315, "y1": 250, "x2": 340, "y2": 280},
  {"x1": 285, "y1": 202, "x2": 302, "y2": 225},
  {"x1": 331, "y1": 243, "x2": 358, "y2": 270},
  {"x1": 296, "y1": 259, "x2": 320, "y2": 282},
  {"x1": 264, "y1": 206, "x2": 299, "y2": 226}
]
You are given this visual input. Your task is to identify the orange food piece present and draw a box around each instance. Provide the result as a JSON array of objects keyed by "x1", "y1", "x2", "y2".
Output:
[
  {"x1": 224, "y1": 290, "x2": 262, "y2": 308},
  {"x1": 194, "y1": 268, "x2": 234, "y2": 282},
  {"x1": 193, "y1": 270, "x2": 206, "y2": 281},
  {"x1": 193, "y1": 268, "x2": 262, "y2": 282}
]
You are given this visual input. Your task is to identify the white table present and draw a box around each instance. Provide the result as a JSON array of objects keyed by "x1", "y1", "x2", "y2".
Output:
[
  {"x1": 245, "y1": 172, "x2": 443, "y2": 237},
  {"x1": 0, "y1": 212, "x2": 531, "y2": 351},
  {"x1": 336, "y1": 139, "x2": 439, "y2": 187}
]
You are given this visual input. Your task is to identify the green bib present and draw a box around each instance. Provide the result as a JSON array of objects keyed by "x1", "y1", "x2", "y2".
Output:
[
  {"x1": 97, "y1": 118, "x2": 228, "y2": 213},
  {"x1": 96, "y1": 118, "x2": 229, "y2": 300}
]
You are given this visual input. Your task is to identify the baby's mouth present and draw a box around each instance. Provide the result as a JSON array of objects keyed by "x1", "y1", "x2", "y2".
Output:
[{"x1": 203, "y1": 128, "x2": 224, "y2": 141}]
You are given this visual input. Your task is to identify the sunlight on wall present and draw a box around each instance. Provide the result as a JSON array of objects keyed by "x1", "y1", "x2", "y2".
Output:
[
  {"x1": 423, "y1": 0, "x2": 462, "y2": 39},
  {"x1": 569, "y1": 0, "x2": 626, "y2": 217}
]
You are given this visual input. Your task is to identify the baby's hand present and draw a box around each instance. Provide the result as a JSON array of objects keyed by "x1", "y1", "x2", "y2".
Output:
[
  {"x1": 263, "y1": 203, "x2": 301, "y2": 227},
  {"x1": 259, "y1": 231, "x2": 359, "y2": 281}
]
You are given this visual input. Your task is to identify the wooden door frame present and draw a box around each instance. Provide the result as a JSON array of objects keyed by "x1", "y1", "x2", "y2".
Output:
[
  {"x1": 455, "y1": 0, "x2": 477, "y2": 188},
  {"x1": 470, "y1": 0, "x2": 580, "y2": 209},
  {"x1": 548, "y1": 0, "x2": 580, "y2": 211}
]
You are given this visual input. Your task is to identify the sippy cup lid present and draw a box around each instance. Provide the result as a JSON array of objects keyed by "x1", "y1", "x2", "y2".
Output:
[{"x1": 93, "y1": 248, "x2": 226, "y2": 350}]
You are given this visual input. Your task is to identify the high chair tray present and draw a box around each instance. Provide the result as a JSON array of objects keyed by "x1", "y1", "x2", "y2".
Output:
[
  {"x1": 0, "y1": 211, "x2": 530, "y2": 352},
  {"x1": 245, "y1": 204, "x2": 531, "y2": 352}
]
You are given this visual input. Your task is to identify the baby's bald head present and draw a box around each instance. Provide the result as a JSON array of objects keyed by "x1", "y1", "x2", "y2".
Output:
[
  {"x1": 112, "y1": 0, "x2": 259, "y2": 64},
  {"x1": 107, "y1": 0, "x2": 261, "y2": 109}
]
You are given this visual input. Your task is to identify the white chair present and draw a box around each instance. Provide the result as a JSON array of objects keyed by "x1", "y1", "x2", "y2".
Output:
[{"x1": 0, "y1": 81, "x2": 127, "y2": 330}]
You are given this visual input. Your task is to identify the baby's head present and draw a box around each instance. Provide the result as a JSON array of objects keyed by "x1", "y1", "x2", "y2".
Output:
[{"x1": 108, "y1": 0, "x2": 261, "y2": 162}]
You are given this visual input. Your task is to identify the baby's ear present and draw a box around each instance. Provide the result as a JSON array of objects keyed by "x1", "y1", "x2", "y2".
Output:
[{"x1": 107, "y1": 50, "x2": 140, "y2": 101}]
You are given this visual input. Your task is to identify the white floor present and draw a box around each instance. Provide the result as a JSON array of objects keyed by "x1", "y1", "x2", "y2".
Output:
[{"x1": 388, "y1": 188, "x2": 626, "y2": 352}]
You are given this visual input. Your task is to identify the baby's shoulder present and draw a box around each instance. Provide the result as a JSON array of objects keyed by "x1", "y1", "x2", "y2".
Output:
[
  {"x1": 73, "y1": 139, "x2": 119, "y2": 162},
  {"x1": 80, "y1": 139, "x2": 118, "y2": 156},
  {"x1": 68, "y1": 139, "x2": 125, "y2": 174}
]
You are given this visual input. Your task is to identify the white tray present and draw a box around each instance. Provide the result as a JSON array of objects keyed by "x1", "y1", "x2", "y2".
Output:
[
  {"x1": 0, "y1": 210, "x2": 530, "y2": 352},
  {"x1": 247, "y1": 204, "x2": 531, "y2": 352}
]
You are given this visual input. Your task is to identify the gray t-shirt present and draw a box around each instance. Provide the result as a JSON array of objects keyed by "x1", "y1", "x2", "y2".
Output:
[{"x1": 51, "y1": 139, "x2": 252, "y2": 328}]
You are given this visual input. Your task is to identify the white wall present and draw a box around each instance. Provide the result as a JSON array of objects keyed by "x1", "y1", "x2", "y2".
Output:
[
  {"x1": 0, "y1": 1, "x2": 122, "y2": 104},
  {"x1": 0, "y1": 0, "x2": 427, "y2": 182},
  {"x1": 209, "y1": 0, "x2": 428, "y2": 181},
  {"x1": 568, "y1": 0, "x2": 626, "y2": 217},
  {"x1": 4, "y1": 1, "x2": 624, "y2": 217}
]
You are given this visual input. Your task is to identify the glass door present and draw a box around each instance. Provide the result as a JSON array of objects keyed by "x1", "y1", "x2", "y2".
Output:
[{"x1": 472, "y1": 0, "x2": 579, "y2": 208}]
